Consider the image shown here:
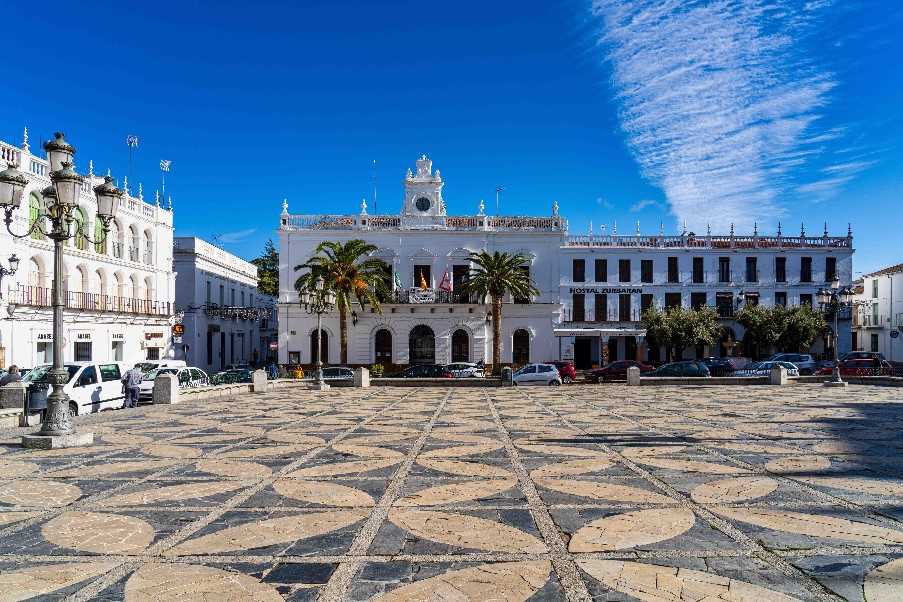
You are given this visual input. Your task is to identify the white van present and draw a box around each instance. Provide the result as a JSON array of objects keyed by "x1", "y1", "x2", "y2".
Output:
[{"x1": 24, "y1": 362, "x2": 128, "y2": 415}]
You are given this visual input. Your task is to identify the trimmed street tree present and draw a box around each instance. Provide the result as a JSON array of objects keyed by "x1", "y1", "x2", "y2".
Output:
[
  {"x1": 736, "y1": 304, "x2": 781, "y2": 359},
  {"x1": 294, "y1": 240, "x2": 389, "y2": 365},
  {"x1": 777, "y1": 305, "x2": 827, "y2": 352},
  {"x1": 461, "y1": 251, "x2": 539, "y2": 375},
  {"x1": 641, "y1": 305, "x2": 720, "y2": 360}
]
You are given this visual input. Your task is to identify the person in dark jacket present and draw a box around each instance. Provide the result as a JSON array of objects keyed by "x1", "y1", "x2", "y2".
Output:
[{"x1": 0, "y1": 365, "x2": 22, "y2": 386}]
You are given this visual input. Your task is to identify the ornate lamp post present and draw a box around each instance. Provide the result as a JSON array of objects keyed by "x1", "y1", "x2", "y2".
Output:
[
  {"x1": 299, "y1": 276, "x2": 336, "y2": 390},
  {"x1": 0, "y1": 254, "x2": 20, "y2": 296},
  {"x1": 817, "y1": 277, "x2": 854, "y2": 388},
  {"x1": 0, "y1": 132, "x2": 122, "y2": 448}
]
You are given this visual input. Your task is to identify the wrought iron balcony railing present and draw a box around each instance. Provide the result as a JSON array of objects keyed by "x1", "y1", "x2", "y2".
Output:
[{"x1": 9, "y1": 285, "x2": 171, "y2": 316}]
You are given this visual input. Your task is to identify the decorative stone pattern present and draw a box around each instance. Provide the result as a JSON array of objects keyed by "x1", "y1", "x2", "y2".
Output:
[{"x1": 0, "y1": 384, "x2": 901, "y2": 600}]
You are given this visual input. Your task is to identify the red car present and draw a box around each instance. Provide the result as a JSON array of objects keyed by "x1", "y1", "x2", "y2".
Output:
[
  {"x1": 815, "y1": 358, "x2": 895, "y2": 377},
  {"x1": 588, "y1": 360, "x2": 654, "y2": 382},
  {"x1": 549, "y1": 361, "x2": 577, "y2": 384}
]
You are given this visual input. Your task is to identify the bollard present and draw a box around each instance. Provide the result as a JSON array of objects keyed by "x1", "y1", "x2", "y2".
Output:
[
  {"x1": 769, "y1": 366, "x2": 787, "y2": 386},
  {"x1": 353, "y1": 367, "x2": 370, "y2": 388},
  {"x1": 251, "y1": 369, "x2": 268, "y2": 393},
  {"x1": 153, "y1": 373, "x2": 180, "y2": 404},
  {"x1": 627, "y1": 366, "x2": 641, "y2": 386},
  {"x1": 501, "y1": 366, "x2": 513, "y2": 386}
]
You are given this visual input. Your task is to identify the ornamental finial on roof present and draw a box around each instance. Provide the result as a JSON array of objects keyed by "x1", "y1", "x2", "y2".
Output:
[
  {"x1": 281, "y1": 198, "x2": 289, "y2": 215},
  {"x1": 753, "y1": 221, "x2": 758, "y2": 236},
  {"x1": 168, "y1": 194, "x2": 172, "y2": 210},
  {"x1": 600, "y1": 223, "x2": 607, "y2": 236},
  {"x1": 360, "y1": 198, "x2": 367, "y2": 215},
  {"x1": 681, "y1": 220, "x2": 687, "y2": 235},
  {"x1": 106, "y1": 168, "x2": 112, "y2": 178},
  {"x1": 155, "y1": 190, "x2": 160, "y2": 206},
  {"x1": 777, "y1": 221, "x2": 782, "y2": 236},
  {"x1": 659, "y1": 221, "x2": 664, "y2": 236},
  {"x1": 123, "y1": 176, "x2": 129, "y2": 195},
  {"x1": 635, "y1": 220, "x2": 640, "y2": 236},
  {"x1": 848, "y1": 222, "x2": 852, "y2": 237},
  {"x1": 552, "y1": 200, "x2": 559, "y2": 216},
  {"x1": 800, "y1": 222, "x2": 806, "y2": 238},
  {"x1": 706, "y1": 222, "x2": 711, "y2": 236},
  {"x1": 22, "y1": 126, "x2": 29, "y2": 152},
  {"x1": 588, "y1": 220, "x2": 593, "y2": 236},
  {"x1": 478, "y1": 199, "x2": 485, "y2": 216},
  {"x1": 612, "y1": 220, "x2": 617, "y2": 236},
  {"x1": 823, "y1": 221, "x2": 828, "y2": 237},
  {"x1": 138, "y1": 182, "x2": 144, "y2": 201},
  {"x1": 88, "y1": 159, "x2": 94, "y2": 177},
  {"x1": 406, "y1": 167, "x2": 413, "y2": 180},
  {"x1": 729, "y1": 222, "x2": 734, "y2": 237}
]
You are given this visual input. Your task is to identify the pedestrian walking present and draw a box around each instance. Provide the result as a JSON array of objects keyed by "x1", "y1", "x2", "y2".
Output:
[
  {"x1": 0, "y1": 365, "x2": 22, "y2": 386},
  {"x1": 121, "y1": 365, "x2": 144, "y2": 408}
]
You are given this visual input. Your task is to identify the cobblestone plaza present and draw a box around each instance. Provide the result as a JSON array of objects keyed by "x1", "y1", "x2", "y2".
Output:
[{"x1": 1, "y1": 384, "x2": 902, "y2": 601}]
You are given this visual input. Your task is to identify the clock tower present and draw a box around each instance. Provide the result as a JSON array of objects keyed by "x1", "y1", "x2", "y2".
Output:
[{"x1": 402, "y1": 155, "x2": 445, "y2": 217}]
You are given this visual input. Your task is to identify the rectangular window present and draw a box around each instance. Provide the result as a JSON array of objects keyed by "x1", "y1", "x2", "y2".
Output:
[
  {"x1": 774, "y1": 257, "x2": 786, "y2": 283},
  {"x1": 595, "y1": 259, "x2": 607, "y2": 282},
  {"x1": 872, "y1": 279, "x2": 879, "y2": 298},
  {"x1": 690, "y1": 292, "x2": 707, "y2": 310},
  {"x1": 146, "y1": 347, "x2": 160, "y2": 360},
  {"x1": 206, "y1": 331, "x2": 213, "y2": 366},
  {"x1": 219, "y1": 284, "x2": 224, "y2": 306},
  {"x1": 745, "y1": 257, "x2": 758, "y2": 282},
  {"x1": 800, "y1": 257, "x2": 812, "y2": 282},
  {"x1": 745, "y1": 293, "x2": 760, "y2": 306},
  {"x1": 572, "y1": 293, "x2": 585, "y2": 322},
  {"x1": 640, "y1": 293, "x2": 653, "y2": 315},
  {"x1": 36, "y1": 342, "x2": 52, "y2": 364},
  {"x1": 413, "y1": 264, "x2": 431, "y2": 288},
  {"x1": 619, "y1": 259, "x2": 631, "y2": 283},
  {"x1": 667, "y1": 257, "x2": 679, "y2": 283},
  {"x1": 111, "y1": 341, "x2": 124, "y2": 362},
  {"x1": 716, "y1": 292, "x2": 733, "y2": 318},
  {"x1": 572, "y1": 259, "x2": 585, "y2": 283},
  {"x1": 692, "y1": 257, "x2": 704, "y2": 283},
  {"x1": 665, "y1": 292, "x2": 682, "y2": 309},
  {"x1": 800, "y1": 293, "x2": 813, "y2": 308},
  {"x1": 872, "y1": 303, "x2": 879, "y2": 324},
  {"x1": 775, "y1": 292, "x2": 787, "y2": 307},
  {"x1": 594, "y1": 293, "x2": 608, "y2": 321},
  {"x1": 514, "y1": 266, "x2": 530, "y2": 304},
  {"x1": 99, "y1": 364, "x2": 121, "y2": 382},
  {"x1": 825, "y1": 257, "x2": 837, "y2": 282},
  {"x1": 206, "y1": 281, "x2": 211, "y2": 303},
  {"x1": 231, "y1": 288, "x2": 236, "y2": 306},
  {"x1": 288, "y1": 351, "x2": 301, "y2": 365},
  {"x1": 718, "y1": 257, "x2": 731, "y2": 283},
  {"x1": 74, "y1": 341, "x2": 92, "y2": 362},
  {"x1": 641, "y1": 260, "x2": 653, "y2": 283},
  {"x1": 618, "y1": 293, "x2": 631, "y2": 321},
  {"x1": 241, "y1": 291, "x2": 245, "y2": 306}
]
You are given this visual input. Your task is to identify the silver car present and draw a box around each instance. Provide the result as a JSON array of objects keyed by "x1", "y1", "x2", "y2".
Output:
[
  {"x1": 735, "y1": 361, "x2": 799, "y2": 377},
  {"x1": 766, "y1": 353, "x2": 816, "y2": 375},
  {"x1": 444, "y1": 363, "x2": 485, "y2": 378}
]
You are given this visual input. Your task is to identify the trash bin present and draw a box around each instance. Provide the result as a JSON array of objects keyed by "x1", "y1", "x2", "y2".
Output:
[
  {"x1": 501, "y1": 366, "x2": 513, "y2": 386},
  {"x1": 25, "y1": 382, "x2": 49, "y2": 416}
]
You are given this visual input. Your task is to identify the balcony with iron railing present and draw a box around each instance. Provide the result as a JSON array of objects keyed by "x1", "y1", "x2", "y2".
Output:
[
  {"x1": 854, "y1": 313, "x2": 886, "y2": 328},
  {"x1": 9, "y1": 285, "x2": 172, "y2": 317}
]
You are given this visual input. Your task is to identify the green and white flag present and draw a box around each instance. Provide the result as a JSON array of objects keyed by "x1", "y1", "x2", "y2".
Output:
[{"x1": 394, "y1": 271, "x2": 402, "y2": 290}]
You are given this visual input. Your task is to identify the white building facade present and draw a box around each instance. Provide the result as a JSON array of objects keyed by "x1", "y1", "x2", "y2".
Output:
[
  {"x1": 173, "y1": 237, "x2": 277, "y2": 372},
  {"x1": 278, "y1": 156, "x2": 855, "y2": 369},
  {"x1": 0, "y1": 135, "x2": 175, "y2": 369},
  {"x1": 852, "y1": 263, "x2": 903, "y2": 362}
]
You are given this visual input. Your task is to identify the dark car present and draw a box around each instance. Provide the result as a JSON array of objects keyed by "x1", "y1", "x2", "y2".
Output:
[
  {"x1": 388, "y1": 364, "x2": 453, "y2": 378},
  {"x1": 816, "y1": 358, "x2": 895, "y2": 377},
  {"x1": 588, "y1": 360, "x2": 654, "y2": 383},
  {"x1": 700, "y1": 357, "x2": 737, "y2": 377},
  {"x1": 321, "y1": 367, "x2": 354, "y2": 381},
  {"x1": 549, "y1": 361, "x2": 577, "y2": 384},
  {"x1": 647, "y1": 361, "x2": 711, "y2": 378},
  {"x1": 211, "y1": 368, "x2": 253, "y2": 385}
]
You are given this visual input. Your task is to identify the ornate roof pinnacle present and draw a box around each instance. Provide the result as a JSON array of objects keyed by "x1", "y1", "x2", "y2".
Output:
[
  {"x1": 360, "y1": 198, "x2": 367, "y2": 215},
  {"x1": 612, "y1": 220, "x2": 618, "y2": 236},
  {"x1": 847, "y1": 222, "x2": 852, "y2": 237},
  {"x1": 21, "y1": 126, "x2": 29, "y2": 152},
  {"x1": 777, "y1": 221, "x2": 782, "y2": 236},
  {"x1": 729, "y1": 222, "x2": 735, "y2": 237},
  {"x1": 138, "y1": 182, "x2": 144, "y2": 201},
  {"x1": 551, "y1": 201, "x2": 559, "y2": 217},
  {"x1": 659, "y1": 221, "x2": 664, "y2": 236},
  {"x1": 281, "y1": 198, "x2": 288, "y2": 215},
  {"x1": 88, "y1": 159, "x2": 94, "y2": 177},
  {"x1": 588, "y1": 220, "x2": 593, "y2": 235},
  {"x1": 168, "y1": 194, "x2": 172, "y2": 210},
  {"x1": 477, "y1": 199, "x2": 485, "y2": 216},
  {"x1": 800, "y1": 222, "x2": 806, "y2": 238},
  {"x1": 753, "y1": 221, "x2": 758, "y2": 236},
  {"x1": 635, "y1": 220, "x2": 640, "y2": 236},
  {"x1": 706, "y1": 222, "x2": 711, "y2": 236},
  {"x1": 823, "y1": 221, "x2": 828, "y2": 237}
]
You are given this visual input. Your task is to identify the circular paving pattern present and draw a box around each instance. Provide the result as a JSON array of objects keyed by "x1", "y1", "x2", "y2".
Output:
[
  {"x1": 374, "y1": 560, "x2": 552, "y2": 601},
  {"x1": 42, "y1": 511, "x2": 155, "y2": 554},
  {"x1": 0, "y1": 481, "x2": 82, "y2": 507},
  {"x1": 569, "y1": 508, "x2": 696, "y2": 552},
  {"x1": 124, "y1": 563, "x2": 283, "y2": 601}
]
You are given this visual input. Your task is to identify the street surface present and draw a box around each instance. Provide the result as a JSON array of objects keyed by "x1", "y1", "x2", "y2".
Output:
[{"x1": 1, "y1": 384, "x2": 902, "y2": 601}]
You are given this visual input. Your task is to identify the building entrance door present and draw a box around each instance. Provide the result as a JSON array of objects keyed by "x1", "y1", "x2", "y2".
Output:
[
  {"x1": 409, "y1": 325, "x2": 435, "y2": 364},
  {"x1": 574, "y1": 337, "x2": 592, "y2": 370},
  {"x1": 375, "y1": 329, "x2": 392, "y2": 365}
]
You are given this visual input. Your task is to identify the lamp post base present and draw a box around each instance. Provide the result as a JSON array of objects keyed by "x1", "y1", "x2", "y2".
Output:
[
  {"x1": 22, "y1": 432, "x2": 94, "y2": 450},
  {"x1": 823, "y1": 380, "x2": 848, "y2": 388},
  {"x1": 308, "y1": 381, "x2": 331, "y2": 391}
]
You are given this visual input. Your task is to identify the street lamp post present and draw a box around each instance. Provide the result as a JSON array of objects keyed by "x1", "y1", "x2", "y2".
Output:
[
  {"x1": 0, "y1": 132, "x2": 122, "y2": 448},
  {"x1": 0, "y1": 254, "x2": 20, "y2": 295},
  {"x1": 299, "y1": 276, "x2": 336, "y2": 390},
  {"x1": 817, "y1": 277, "x2": 854, "y2": 388}
]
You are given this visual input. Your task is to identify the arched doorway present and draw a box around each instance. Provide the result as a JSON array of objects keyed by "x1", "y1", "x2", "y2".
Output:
[
  {"x1": 374, "y1": 329, "x2": 392, "y2": 365},
  {"x1": 512, "y1": 329, "x2": 530, "y2": 365},
  {"x1": 310, "y1": 329, "x2": 329, "y2": 364},
  {"x1": 409, "y1": 325, "x2": 435, "y2": 365},
  {"x1": 451, "y1": 329, "x2": 469, "y2": 363}
]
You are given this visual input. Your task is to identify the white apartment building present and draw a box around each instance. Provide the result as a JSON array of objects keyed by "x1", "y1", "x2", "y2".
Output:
[
  {"x1": 278, "y1": 155, "x2": 855, "y2": 369},
  {"x1": 173, "y1": 237, "x2": 277, "y2": 373},
  {"x1": 852, "y1": 262, "x2": 903, "y2": 362},
  {"x1": 0, "y1": 133, "x2": 175, "y2": 369}
]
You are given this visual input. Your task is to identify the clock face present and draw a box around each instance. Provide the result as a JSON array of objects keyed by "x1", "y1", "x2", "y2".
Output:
[{"x1": 415, "y1": 196, "x2": 431, "y2": 212}]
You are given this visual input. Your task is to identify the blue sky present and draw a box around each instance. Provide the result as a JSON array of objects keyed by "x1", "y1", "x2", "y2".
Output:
[{"x1": 3, "y1": 0, "x2": 901, "y2": 275}]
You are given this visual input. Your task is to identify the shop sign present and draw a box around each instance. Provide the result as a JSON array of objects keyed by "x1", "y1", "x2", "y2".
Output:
[
  {"x1": 112, "y1": 333, "x2": 125, "y2": 341},
  {"x1": 172, "y1": 324, "x2": 185, "y2": 336},
  {"x1": 569, "y1": 287, "x2": 642, "y2": 294},
  {"x1": 36, "y1": 333, "x2": 53, "y2": 341},
  {"x1": 75, "y1": 333, "x2": 91, "y2": 341}
]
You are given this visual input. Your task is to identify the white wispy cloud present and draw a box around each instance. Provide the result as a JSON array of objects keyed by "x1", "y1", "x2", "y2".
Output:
[
  {"x1": 629, "y1": 198, "x2": 663, "y2": 212},
  {"x1": 218, "y1": 228, "x2": 257, "y2": 244},
  {"x1": 592, "y1": 0, "x2": 844, "y2": 231},
  {"x1": 595, "y1": 196, "x2": 614, "y2": 209}
]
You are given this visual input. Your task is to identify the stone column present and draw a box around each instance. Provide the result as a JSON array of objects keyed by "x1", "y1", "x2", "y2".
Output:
[{"x1": 153, "y1": 373, "x2": 180, "y2": 404}]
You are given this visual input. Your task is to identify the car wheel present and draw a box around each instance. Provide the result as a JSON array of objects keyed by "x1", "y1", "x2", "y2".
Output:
[
  {"x1": 69, "y1": 402, "x2": 78, "y2": 417},
  {"x1": 562, "y1": 376, "x2": 573, "y2": 384},
  {"x1": 549, "y1": 380, "x2": 561, "y2": 386}
]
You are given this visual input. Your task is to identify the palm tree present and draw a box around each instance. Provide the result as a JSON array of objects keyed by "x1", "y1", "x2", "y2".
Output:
[
  {"x1": 461, "y1": 251, "x2": 539, "y2": 375},
  {"x1": 295, "y1": 240, "x2": 389, "y2": 365}
]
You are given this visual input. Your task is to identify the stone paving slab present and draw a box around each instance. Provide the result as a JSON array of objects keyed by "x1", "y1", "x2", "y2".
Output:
[{"x1": 1, "y1": 384, "x2": 903, "y2": 600}]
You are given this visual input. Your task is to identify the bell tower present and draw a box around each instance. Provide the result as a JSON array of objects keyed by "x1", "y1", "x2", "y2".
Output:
[{"x1": 402, "y1": 155, "x2": 445, "y2": 217}]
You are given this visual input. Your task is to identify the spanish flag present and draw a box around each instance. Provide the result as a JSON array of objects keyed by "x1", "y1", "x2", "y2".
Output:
[{"x1": 419, "y1": 273, "x2": 429, "y2": 290}]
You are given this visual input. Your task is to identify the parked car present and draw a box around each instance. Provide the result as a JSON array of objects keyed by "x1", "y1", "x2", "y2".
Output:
[
  {"x1": 134, "y1": 359, "x2": 187, "y2": 374},
  {"x1": 646, "y1": 361, "x2": 711, "y2": 378},
  {"x1": 320, "y1": 367, "x2": 354, "y2": 381},
  {"x1": 840, "y1": 351, "x2": 886, "y2": 362},
  {"x1": 23, "y1": 362, "x2": 128, "y2": 415},
  {"x1": 700, "y1": 357, "x2": 737, "y2": 377},
  {"x1": 512, "y1": 363, "x2": 562, "y2": 386},
  {"x1": 587, "y1": 360, "x2": 654, "y2": 382},
  {"x1": 765, "y1": 353, "x2": 816, "y2": 375},
  {"x1": 225, "y1": 363, "x2": 251, "y2": 371},
  {"x1": 735, "y1": 361, "x2": 800, "y2": 377},
  {"x1": 210, "y1": 368, "x2": 253, "y2": 385},
  {"x1": 388, "y1": 364, "x2": 454, "y2": 378},
  {"x1": 444, "y1": 363, "x2": 485, "y2": 378},
  {"x1": 549, "y1": 361, "x2": 577, "y2": 384},
  {"x1": 140, "y1": 366, "x2": 209, "y2": 401},
  {"x1": 815, "y1": 358, "x2": 895, "y2": 377}
]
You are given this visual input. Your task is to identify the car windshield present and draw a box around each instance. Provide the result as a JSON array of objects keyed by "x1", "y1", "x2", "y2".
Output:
[
  {"x1": 23, "y1": 365, "x2": 80, "y2": 383},
  {"x1": 143, "y1": 368, "x2": 177, "y2": 380},
  {"x1": 134, "y1": 362, "x2": 159, "y2": 373}
]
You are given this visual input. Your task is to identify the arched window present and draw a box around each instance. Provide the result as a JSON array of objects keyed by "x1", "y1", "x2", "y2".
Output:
[
  {"x1": 73, "y1": 207, "x2": 88, "y2": 251},
  {"x1": 409, "y1": 325, "x2": 435, "y2": 365},
  {"x1": 451, "y1": 329, "x2": 469, "y2": 363},
  {"x1": 143, "y1": 230, "x2": 154, "y2": 265},
  {"x1": 94, "y1": 219, "x2": 106, "y2": 254},
  {"x1": 28, "y1": 193, "x2": 44, "y2": 240},
  {"x1": 513, "y1": 329, "x2": 530, "y2": 366},
  {"x1": 310, "y1": 329, "x2": 329, "y2": 364},
  {"x1": 110, "y1": 220, "x2": 122, "y2": 258},
  {"x1": 374, "y1": 329, "x2": 392, "y2": 365}
]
